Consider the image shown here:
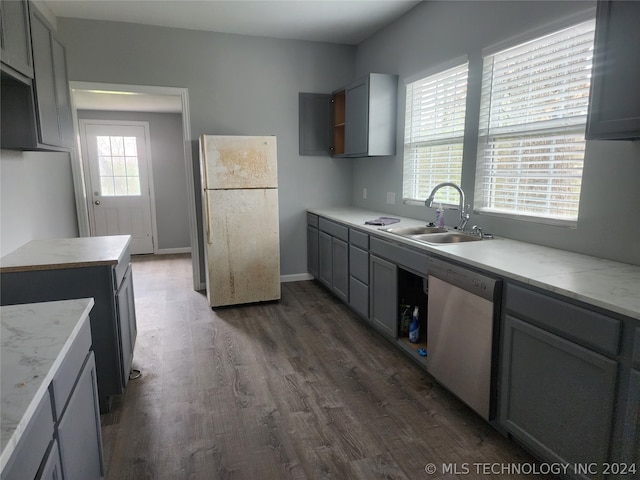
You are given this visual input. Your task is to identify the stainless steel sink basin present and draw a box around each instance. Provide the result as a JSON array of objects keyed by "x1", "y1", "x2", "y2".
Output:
[
  {"x1": 381, "y1": 226, "x2": 448, "y2": 236},
  {"x1": 381, "y1": 225, "x2": 488, "y2": 245},
  {"x1": 412, "y1": 232, "x2": 483, "y2": 244}
]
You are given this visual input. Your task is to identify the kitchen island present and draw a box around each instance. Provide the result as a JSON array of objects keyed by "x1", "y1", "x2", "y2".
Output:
[
  {"x1": 0, "y1": 235, "x2": 137, "y2": 413},
  {"x1": 1, "y1": 299, "x2": 104, "y2": 480}
]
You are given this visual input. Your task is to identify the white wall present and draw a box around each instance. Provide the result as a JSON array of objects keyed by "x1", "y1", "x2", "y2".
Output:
[
  {"x1": 352, "y1": 0, "x2": 640, "y2": 265},
  {"x1": 1, "y1": 150, "x2": 79, "y2": 256},
  {"x1": 57, "y1": 18, "x2": 356, "y2": 278}
]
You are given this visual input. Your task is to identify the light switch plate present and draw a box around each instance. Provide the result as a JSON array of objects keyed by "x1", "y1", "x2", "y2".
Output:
[{"x1": 386, "y1": 192, "x2": 396, "y2": 204}]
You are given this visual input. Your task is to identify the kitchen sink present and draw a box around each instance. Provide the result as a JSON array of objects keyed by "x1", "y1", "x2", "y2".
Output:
[
  {"x1": 380, "y1": 225, "x2": 486, "y2": 245},
  {"x1": 412, "y1": 232, "x2": 483, "y2": 244},
  {"x1": 381, "y1": 226, "x2": 448, "y2": 236}
]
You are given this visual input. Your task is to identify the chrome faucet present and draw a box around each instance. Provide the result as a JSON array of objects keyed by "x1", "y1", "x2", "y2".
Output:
[{"x1": 425, "y1": 182, "x2": 470, "y2": 231}]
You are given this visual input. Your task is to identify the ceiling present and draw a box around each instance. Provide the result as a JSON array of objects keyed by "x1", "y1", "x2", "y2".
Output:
[
  {"x1": 60, "y1": 0, "x2": 421, "y2": 113},
  {"x1": 47, "y1": 0, "x2": 422, "y2": 46}
]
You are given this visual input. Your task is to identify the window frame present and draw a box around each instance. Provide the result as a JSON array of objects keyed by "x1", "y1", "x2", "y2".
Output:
[
  {"x1": 473, "y1": 13, "x2": 597, "y2": 226},
  {"x1": 402, "y1": 56, "x2": 470, "y2": 207}
]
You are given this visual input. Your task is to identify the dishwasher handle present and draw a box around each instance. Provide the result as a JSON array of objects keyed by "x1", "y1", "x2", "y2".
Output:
[{"x1": 428, "y1": 258, "x2": 500, "y2": 302}]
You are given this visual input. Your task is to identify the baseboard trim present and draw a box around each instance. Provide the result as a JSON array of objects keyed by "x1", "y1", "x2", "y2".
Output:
[
  {"x1": 156, "y1": 247, "x2": 191, "y2": 255},
  {"x1": 281, "y1": 273, "x2": 314, "y2": 283}
]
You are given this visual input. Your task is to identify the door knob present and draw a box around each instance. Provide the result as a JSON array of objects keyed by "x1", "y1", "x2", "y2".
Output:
[{"x1": 94, "y1": 200, "x2": 101, "y2": 205}]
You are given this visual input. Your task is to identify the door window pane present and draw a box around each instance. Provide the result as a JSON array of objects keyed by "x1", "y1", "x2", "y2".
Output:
[{"x1": 95, "y1": 136, "x2": 141, "y2": 196}]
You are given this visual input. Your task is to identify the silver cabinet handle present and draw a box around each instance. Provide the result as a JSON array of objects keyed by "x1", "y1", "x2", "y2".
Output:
[{"x1": 94, "y1": 200, "x2": 101, "y2": 205}]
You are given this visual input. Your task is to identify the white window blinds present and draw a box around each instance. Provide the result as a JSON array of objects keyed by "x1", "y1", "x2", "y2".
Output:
[
  {"x1": 403, "y1": 62, "x2": 468, "y2": 204},
  {"x1": 475, "y1": 19, "x2": 595, "y2": 222}
]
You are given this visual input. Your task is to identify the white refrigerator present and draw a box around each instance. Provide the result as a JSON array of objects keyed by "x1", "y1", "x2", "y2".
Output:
[{"x1": 199, "y1": 135, "x2": 281, "y2": 307}]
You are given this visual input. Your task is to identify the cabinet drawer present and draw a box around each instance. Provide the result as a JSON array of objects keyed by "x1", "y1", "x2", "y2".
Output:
[
  {"x1": 51, "y1": 316, "x2": 92, "y2": 420},
  {"x1": 505, "y1": 283, "x2": 621, "y2": 357},
  {"x1": 349, "y1": 245, "x2": 368, "y2": 284},
  {"x1": 370, "y1": 237, "x2": 428, "y2": 276},
  {"x1": 319, "y1": 218, "x2": 348, "y2": 242},
  {"x1": 349, "y1": 228, "x2": 369, "y2": 249},
  {"x1": 306, "y1": 212, "x2": 319, "y2": 227},
  {"x1": 2, "y1": 392, "x2": 54, "y2": 480},
  {"x1": 349, "y1": 277, "x2": 369, "y2": 319}
]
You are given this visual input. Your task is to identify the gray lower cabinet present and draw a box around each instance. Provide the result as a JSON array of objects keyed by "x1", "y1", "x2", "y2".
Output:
[
  {"x1": 501, "y1": 315, "x2": 617, "y2": 478},
  {"x1": 369, "y1": 254, "x2": 397, "y2": 338},
  {"x1": 331, "y1": 237, "x2": 348, "y2": 303},
  {"x1": 349, "y1": 245, "x2": 369, "y2": 318},
  {"x1": 318, "y1": 231, "x2": 332, "y2": 288},
  {"x1": 317, "y1": 218, "x2": 349, "y2": 303},
  {"x1": 1, "y1": 257, "x2": 136, "y2": 413},
  {"x1": 38, "y1": 440, "x2": 63, "y2": 480},
  {"x1": 306, "y1": 225, "x2": 319, "y2": 278},
  {"x1": 501, "y1": 283, "x2": 626, "y2": 479},
  {"x1": 1, "y1": 311, "x2": 103, "y2": 480},
  {"x1": 348, "y1": 228, "x2": 369, "y2": 319},
  {"x1": 2, "y1": 391, "x2": 54, "y2": 480},
  {"x1": 619, "y1": 369, "x2": 640, "y2": 473},
  {"x1": 57, "y1": 352, "x2": 104, "y2": 480},
  {"x1": 116, "y1": 264, "x2": 137, "y2": 389}
]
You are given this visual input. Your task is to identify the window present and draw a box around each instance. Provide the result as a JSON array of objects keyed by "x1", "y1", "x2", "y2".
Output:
[
  {"x1": 97, "y1": 135, "x2": 141, "y2": 196},
  {"x1": 475, "y1": 19, "x2": 596, "y2": 223},
  {"x1": 403, "y1": 61, "x2": 469, "y2": 205}
]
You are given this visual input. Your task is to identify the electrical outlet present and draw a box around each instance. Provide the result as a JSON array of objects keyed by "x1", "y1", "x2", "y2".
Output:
[
  {"x1": 386, "y1": 192, "x2": 396, "y2": 204},
  {"x1": 363, "y1": 188, "x2": 367, "y2": 199}
]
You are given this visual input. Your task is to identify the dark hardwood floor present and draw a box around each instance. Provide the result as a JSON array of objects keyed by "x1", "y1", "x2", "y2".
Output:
[{"x1": 101, "y1": 254, "x2": 552, "y2": 480}]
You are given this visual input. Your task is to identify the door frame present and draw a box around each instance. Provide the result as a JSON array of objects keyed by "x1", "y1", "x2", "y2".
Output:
[
  {"x1": 69, "y1": 82, "x2": 203, "y2": 290},
  {"x1": 79, "y1": 119, "x2": 158, "y2": 253}
]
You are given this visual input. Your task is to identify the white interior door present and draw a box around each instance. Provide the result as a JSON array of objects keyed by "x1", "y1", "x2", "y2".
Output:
[{"x1": 81, "y1": 121, "x2": 155, "y2": 254}]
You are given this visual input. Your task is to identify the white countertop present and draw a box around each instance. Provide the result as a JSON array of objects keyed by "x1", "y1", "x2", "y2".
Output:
[
  {"x1": 308, "y1": 207, "x2": 640, "y2": 320},
  {"x1": 0, "y1": 235, "x2": 131, "y2": 273},
  {"x1": 0, "y1": 298, "x2": 95, "y2": 471}
]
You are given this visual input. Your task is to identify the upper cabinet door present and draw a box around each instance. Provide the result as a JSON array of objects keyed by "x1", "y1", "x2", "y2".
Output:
[
  {"x1": 344, "y1": 77, "x2": 369, "y2": 156},
  {"x1": 0, "y1": 0, "x2": 33, "y2": 78},
  {"x1": 586, "y1": 0, "x2": 640, "y2": 140},
  {"x1": 298, "y1": 92, "x2": 332, "y2": 155},
  {"x1": 30, "y1": 7, "x2": 74, "y2": 149},
  {"x1": 30, "y1": 11, "x2": 60, "y2": 146}
]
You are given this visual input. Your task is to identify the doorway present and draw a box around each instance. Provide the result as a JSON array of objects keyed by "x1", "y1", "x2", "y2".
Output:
[
  {"x1": 80, "y1": 120, "x2": 155, "y2": 254},
  {"x1": 69, "y1": 82, "x2": 202, "y2": 289}
]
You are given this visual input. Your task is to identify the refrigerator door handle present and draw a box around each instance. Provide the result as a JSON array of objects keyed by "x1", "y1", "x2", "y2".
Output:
[{"x1": 205, "y1": 193, "x2": 212, "y2": 245}]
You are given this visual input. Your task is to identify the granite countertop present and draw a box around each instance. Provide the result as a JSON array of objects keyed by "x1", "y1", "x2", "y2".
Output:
[
  {"x1": 308, "y1": 207, "x2": 640, "y2": 320},
  {"x1": 0, "y1": 298, "x2": 94, "y2": 472},
  {"x1": 0, "y1": 235, "x2": 131, "y2": 273}
]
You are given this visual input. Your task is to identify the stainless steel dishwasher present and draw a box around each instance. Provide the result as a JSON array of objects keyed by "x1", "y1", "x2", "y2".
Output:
[{"x1": 426, "y1": 258, "x2": 501, "y2": 420}]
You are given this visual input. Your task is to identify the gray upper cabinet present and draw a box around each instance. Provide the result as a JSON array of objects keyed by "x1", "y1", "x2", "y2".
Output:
[
  {"x1": 30, "y1": 7, "x2": 74, "y2": 149},
  {"x1": 586, "y1": 0, "x2": 640, "y2": 140},
  {"x1": 0, "y1": 2, "x2": 73, "y2": 151},
  {"x1": 0, "y1": 0, "x2": 33, "y2": 78},
  {"x1": 343, "y1": 74, "x2": 398, "y2": 157},
  {"x1": 299, "y1": 73, "x2": 398, "y2": 157}
]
